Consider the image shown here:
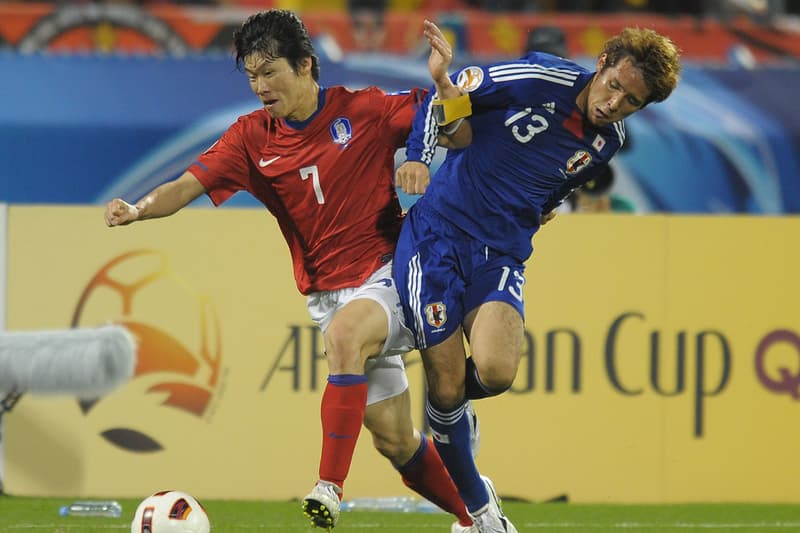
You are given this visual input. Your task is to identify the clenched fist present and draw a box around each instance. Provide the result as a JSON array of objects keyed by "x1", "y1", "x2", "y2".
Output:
[
  {"x1": 395, "y1": 161, "x2": 430, "y2": 195},
  {"x1": 104, "y1": 198, "x2": 140, "y2": 227}
]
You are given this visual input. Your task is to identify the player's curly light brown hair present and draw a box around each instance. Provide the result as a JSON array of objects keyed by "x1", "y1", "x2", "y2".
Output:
[{"x1": 601, "y1": 27, "x2": 681, "y2": 106}]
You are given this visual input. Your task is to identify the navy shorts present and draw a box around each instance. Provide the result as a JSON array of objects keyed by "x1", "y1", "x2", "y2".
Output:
[{"x1": 393, "y1": 202, "x2": 526, "y2": 350}]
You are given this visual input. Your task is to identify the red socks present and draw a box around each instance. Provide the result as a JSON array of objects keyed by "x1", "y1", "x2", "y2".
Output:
[
  {"x1": 318, "y1": 375, "x2": 368, "y2": 490},
  {"x1": 318, "y1": 376, "x2": 471, "y2": 527},
  {"x1": 399, "y1": 436, "x2": 472, "y2": 527}
]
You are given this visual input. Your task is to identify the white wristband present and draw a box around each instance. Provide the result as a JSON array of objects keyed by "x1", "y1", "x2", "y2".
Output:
[{"x1": 441, "y1": 118, "x2": 464, "y2": 136}]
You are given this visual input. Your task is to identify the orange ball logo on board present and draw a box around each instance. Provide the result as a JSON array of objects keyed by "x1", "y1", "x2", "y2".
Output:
[{"x1": 70, "y1": 250, "x2": 224, "y2": 453}]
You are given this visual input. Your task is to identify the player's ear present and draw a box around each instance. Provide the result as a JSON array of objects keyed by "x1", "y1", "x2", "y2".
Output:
[
  {"x1": 298, "y1": 57, "x2": 313, "y2": 76},
  {"x1": 596, "y1": 52, "x2": 607, "y2": 72}
]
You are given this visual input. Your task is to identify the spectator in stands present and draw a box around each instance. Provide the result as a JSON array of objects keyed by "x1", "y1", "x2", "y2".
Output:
[
  {"x1": 349, "y1": 0, "x2": 387, "y2": 52},
  {"x1": 555, "y1": 0, "x2": 702, "y2": 14},
  {"x1": 706, "y1": 0, "x2": 785, "y2": 24},
  {"x1": 567, "y1": 166, "x2": 636, "y2": 213},
  {"x1": 463, "y1": 0, "x2": 541, "y2": 11},
  {"x1": 525, "y1": 25, "x2": 568, "y2": 57}
]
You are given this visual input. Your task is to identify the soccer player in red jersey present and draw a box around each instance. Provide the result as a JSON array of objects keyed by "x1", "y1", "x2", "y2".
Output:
[{"x1": 104, "y1": 9, "x2": 476, "y2": 533}]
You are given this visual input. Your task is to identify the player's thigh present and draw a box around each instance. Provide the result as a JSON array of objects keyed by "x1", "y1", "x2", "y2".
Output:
[
  {"x1": 325, "y1": 297, "x2": 388, "y2": 363},
  {"x1": 462, "y1": 251, "x2": 526, "y2": 370},
  {"x1": 465, "y1": 300, "x2": 524, "y2": 385}
]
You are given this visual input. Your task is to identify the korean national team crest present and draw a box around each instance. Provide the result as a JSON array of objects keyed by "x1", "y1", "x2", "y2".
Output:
[
  {"x1": 425, "y1": 302, "x2": 447, "y2": 329},
  {"x1": 566, "y1": 150, "x2": 592, "y2": 175},
  {"x1": 330, "y1": 117, "x2": 352, "y2": 146}
]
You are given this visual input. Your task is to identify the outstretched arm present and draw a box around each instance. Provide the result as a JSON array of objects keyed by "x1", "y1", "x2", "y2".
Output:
[
  {"x1": 104, "y1": 171, "x2": 206, "y2": 226},
  {"x1": 424, "y1": 19, "x2": 472, "y2": 148},
  {"x1": 398, "y1": 19, "x2": 478, "y2": 195},
  {"x1": 424, "y1": 19, "x2": 459, "y2": 100}
]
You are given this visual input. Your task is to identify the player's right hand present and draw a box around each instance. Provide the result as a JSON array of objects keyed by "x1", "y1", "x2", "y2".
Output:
[
  {"x1": 396, "y1": 161, "x2": 430, "y2": 195},
  {"x1": 104, "y1": 198, "x2": 140, "y2": 227}
]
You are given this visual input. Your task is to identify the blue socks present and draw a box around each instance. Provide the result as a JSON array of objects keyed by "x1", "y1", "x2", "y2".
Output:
[{"x1": 426, "y1": 398, "x2": 488, "y2": 513}]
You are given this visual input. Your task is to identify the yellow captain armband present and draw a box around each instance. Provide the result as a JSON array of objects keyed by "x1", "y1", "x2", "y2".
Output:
[{"x1": 432, "y1": 93, "x2": 472, "y2": 126}]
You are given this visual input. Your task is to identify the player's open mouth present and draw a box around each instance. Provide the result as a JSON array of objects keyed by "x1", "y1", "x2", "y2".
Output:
[{"x1": 264, "y1": 99, "x2": 278, "y2": 108}]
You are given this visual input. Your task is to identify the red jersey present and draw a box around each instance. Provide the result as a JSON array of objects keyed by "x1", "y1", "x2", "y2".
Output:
[{"x1": 189, "y1": 86, "x2": 425, "y2": 295}]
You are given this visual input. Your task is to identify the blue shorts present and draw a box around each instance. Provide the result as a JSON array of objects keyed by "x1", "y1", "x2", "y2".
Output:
[{"x1": 393, "y1": 202, "x2": 526, "y2": 350}]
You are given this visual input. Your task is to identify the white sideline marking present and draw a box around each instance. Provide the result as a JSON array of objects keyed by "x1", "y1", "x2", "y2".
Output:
[
  {"x1": 7, "y1": 526, "x2": 130, "y2": 529},
  {"x1": 527, "y1": 523, "x2": 800, "y2": 529},
  {"x1": 321, "y1": 524, "x2": 800, "y2": 530},
  {"x1": 9, "y1": 522, "x2": 800, "y2": 530}
]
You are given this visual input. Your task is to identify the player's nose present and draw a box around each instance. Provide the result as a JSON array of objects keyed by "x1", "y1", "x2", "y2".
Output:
[
  {"x1": 255, "y1": 76, "x2": 271, "y2": 95},
  {"x1": 607, "y1": 93, "x2": 623, "y2": 112}
]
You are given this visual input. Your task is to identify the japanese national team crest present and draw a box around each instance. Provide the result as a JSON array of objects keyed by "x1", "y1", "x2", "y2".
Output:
[
  {"x1": 330, "y1": 117, "x2": 352, "y2": 146},
  {"x1": 425, "y1": 302, "x2": 448, "y2": 329},
  {"x1": 565, "y1": 150, "x2": 592, "y2": 175}
]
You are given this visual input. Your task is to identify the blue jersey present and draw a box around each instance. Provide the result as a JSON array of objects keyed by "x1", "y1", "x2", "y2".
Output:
[{"x1": 405, "y1": 52, "x2": 626, "y2": 262}]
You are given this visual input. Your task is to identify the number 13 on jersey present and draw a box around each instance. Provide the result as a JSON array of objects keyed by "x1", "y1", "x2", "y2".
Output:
[{"x1": 498, "y1": 266, "x2": 525, "y2": 302}]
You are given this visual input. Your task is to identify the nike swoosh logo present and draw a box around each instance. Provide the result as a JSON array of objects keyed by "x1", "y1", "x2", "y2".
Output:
[
  {"x1": 259, "y1": 156, "x2": 281, "y2": 167},
  {"x1": 328, "y1": 432, "x2": 355, "y2": 439}
]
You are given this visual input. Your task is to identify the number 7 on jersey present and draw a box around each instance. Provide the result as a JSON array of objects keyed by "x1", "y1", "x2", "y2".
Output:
[{"x1": 300, "y1": 165, "x2": 325, "y2": 204}]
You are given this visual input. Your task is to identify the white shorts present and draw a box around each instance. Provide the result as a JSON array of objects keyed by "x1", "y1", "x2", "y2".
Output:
[{"x1": 306, "y1": 262, "x2": 415, "y2": 405}]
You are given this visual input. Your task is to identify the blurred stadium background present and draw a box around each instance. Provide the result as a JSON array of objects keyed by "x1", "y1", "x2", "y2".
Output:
[
  {"x1": 2, "y1": 0, "x2": 800, "y2": 212},
  {"x1": 1, "y1": 0, "x2": 800, "y2": 527}
]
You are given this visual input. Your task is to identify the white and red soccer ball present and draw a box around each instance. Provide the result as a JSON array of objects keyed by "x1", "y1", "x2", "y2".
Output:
[{"x1": 131, "y1": 490, "x2": 210, "y2": 533}]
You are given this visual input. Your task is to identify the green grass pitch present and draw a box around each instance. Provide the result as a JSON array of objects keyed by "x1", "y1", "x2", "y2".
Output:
[{"x1": 1, "y1": 495, "x2": 799, "y2": 532}]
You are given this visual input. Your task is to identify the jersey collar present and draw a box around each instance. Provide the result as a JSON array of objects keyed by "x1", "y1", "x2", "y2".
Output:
[{"x1": 284, "y1": 86, "x2": 327, "y2": 130}]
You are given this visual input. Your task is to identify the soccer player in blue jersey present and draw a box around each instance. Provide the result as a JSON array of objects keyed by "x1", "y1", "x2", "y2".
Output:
[{"x1": 394, "y1": 20, "x2": 681, "y2": 533}]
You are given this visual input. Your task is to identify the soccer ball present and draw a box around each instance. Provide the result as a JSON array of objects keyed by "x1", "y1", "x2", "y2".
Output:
[{"x1": 131, "y1": 490, "x2": 210, "y2": 533}]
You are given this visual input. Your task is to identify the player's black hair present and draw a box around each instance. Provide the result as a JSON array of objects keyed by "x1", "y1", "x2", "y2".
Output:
[
  {"x1": 233, "y1": 10, "x2": 320, "y2": 81},
  {"x1": 582, "y1": 166, "x2": 614, "y2": 197},
  {"x1": 525, "y1": 26, "x2": 567, "y2": 57}
]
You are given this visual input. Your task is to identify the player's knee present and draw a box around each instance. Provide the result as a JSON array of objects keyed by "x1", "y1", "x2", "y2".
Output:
[
  {"x1": 481, "y1": 371, "x2": 514, "y2": 392},
  {"x1": 428, "y1": 382, "x2": 465, "y2": 409},
  {"x1": 475, "y1": 357, "x2": 517, "y2": 392},
  {"x1": 323, "y1": 325, "x2": 365, "y2": 371}
]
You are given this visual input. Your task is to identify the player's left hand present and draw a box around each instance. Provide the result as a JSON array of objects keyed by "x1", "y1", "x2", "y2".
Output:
[
  {"x1": 423, "y1": 20, "x2": 453, "y2": 88},
  {"x1": 396, "y1": 161, "x2": 430, "y2": 195}
]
